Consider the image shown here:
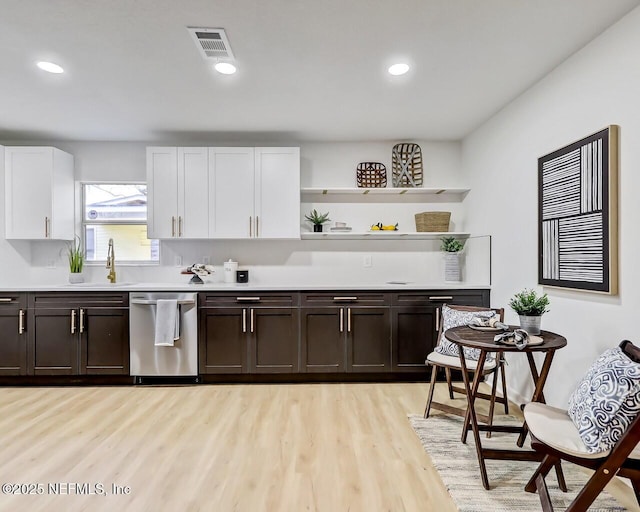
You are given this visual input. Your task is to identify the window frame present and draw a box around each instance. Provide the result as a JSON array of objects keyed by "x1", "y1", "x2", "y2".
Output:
[{"x1": 80, "y1": 181, "x2": 159, "y2": 266}]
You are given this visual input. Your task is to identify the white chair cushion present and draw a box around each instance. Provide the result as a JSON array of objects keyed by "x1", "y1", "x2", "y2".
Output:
[
  {"x1": 524, "y1": 402, "x2": 640, "y2": 460},
  {"x1": 426, "y1": 351, "x2": 497, "y2": 371},
  {"x1": 567, "y1": 346, "x2": 640, "y2": 453},
  {"x1": 434, "y1": 305, "x2": 497, "y2": 362}
]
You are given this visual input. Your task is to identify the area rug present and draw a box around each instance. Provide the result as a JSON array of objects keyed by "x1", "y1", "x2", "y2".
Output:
[{"x1": 409, "y1": 414, "x2": 626, "y2": 512}]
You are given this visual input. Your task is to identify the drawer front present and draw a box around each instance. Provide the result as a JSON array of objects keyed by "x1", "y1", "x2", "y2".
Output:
[
  {"x1": 302, "y1": 292, "x2": 390, "y2": 307},
  {"x1": 392, "y1": 289, "x2": 490, "y2": 307},
  {"x1": 30, "y1": 293, "x2": 129, "y2": 309},
  {"x1": 199, "y1": 292, "x2": 299, "y2": 308}
]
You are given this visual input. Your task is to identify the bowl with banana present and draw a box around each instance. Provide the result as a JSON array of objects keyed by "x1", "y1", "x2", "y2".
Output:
[{"x1": 370, "y1": 222, "x2": 398, "y2": 231}]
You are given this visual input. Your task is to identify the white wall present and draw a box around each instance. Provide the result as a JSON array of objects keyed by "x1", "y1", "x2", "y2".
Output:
[
  {"x1": 462, "y1": 6, "x2": 640, "y2": 406},
  {"x1": 1, "y1": 139, "x2": 491, "y2": 287}
]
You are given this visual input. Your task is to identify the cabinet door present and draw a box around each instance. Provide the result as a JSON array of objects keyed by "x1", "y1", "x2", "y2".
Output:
[
  {"x1": 0, "y1": 302, "x2": 27, "y2": 375},
  {"x1": 300, "y1": 307, "x2": 345, "y2": 373},
  {"x1": 29, "y1": 308, "x2": 78, "y2": 375},
  {"x1": 80, "y1": 307, "x2": 129, "y2": 375},
  {"x1": 177, "y1": 147, "x2": 209, "y2": 238},
  {"x1": 199, "y1": 307, "x2": 248, "y2": 374},
  {"x1": 249, "y1": 307, "x2": 299, "y2": 373},
  {"x1": 391, "y1": 306, "x2": 436, "y2": 372},
  {"x1": 254, "y1": 147, "x2": 300, "y2": 239},
  {"x1": 208, "y1": 147, "x2": 255, "y2": 238},
  {"x1": 347, "y1": 307, "x2": 391, "y2": 372},
  {"x1": 147, "y1": 147, "x2": 178, "y2": 239},
  {"x1": 5, "y1": 147, "x2": 53, "y2": 239}
]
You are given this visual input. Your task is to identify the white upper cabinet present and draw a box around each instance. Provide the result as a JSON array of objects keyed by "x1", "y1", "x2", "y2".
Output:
[
  {"x1": 254, "y1": 147, "x2": 300, "y2": 239},
  {"x1": 208, "y1": 147, "x2": 255, "y2": 238},
  {"x1": 4, "y1": 146, "x2": 74, "y2": 240},
  {"x1": 147, "y1": 147, "x2": 208, "y2": 239}
]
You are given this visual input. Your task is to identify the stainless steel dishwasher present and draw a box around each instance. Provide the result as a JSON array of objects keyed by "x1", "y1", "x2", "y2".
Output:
[{"x1": 129, "y1": 292, "x2": 198, "y2": 381}]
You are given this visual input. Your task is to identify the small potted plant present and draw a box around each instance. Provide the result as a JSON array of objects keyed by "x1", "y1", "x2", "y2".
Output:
[
  {"x1": 441, "y1": 236, "x2": 464, "y2": 282},
  {"x1": 68, "y1": 236, "x2": 85, "y2": 284},
  {"x1": 508, "y1": 288, "x2": 550, "y2": 335},
  {"x1": 305, "y1": 209, "x2": 330, "y2": 232}
]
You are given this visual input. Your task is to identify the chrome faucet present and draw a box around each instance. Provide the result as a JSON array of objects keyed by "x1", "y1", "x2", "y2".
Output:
[{"x1": 106, "y1": 238, "x2": 116, "y2": 283}]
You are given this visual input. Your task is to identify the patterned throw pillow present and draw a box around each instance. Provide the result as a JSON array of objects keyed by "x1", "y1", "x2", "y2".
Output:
[
  {"x1": 567, "y1": 346, "x2": 640, "y2": 453},
  {"x1": 434, "y1": 305, "x2": 497, "y2": 361}
]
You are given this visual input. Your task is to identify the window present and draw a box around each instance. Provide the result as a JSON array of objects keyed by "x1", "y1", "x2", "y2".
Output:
[{"x1": 82, "y1": 183, "x2": 159, "y2": 263}]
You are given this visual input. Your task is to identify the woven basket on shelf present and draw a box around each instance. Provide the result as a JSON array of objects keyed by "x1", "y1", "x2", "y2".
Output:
[
  {"x1": 415, "y1": 212, "x2": 451, "y2": 232},
  {"x1": 356, "y1": 162, "x2": 387, "y2": 188},
  {"x1": 392, "y1": 143, "x2": 423, "y2": 187}
]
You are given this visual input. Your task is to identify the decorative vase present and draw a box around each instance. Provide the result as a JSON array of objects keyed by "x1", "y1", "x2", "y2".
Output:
[
  {"x1": 519, "y1": 315, "x2": 542, "y2": 335},
  {"x1": 444, "y1": 252, "x2": 461, "y2": 282},
  {"x1": 313, "y1": 224, "x2": 323, "y2": 233},
  {"x1": 69, "y1": 272, "x2": 85, "y2": 284}
]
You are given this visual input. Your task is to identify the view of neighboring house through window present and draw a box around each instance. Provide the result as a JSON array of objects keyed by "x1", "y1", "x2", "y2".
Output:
[{"x1": 83, "y1": 184, "x2": 159, "y2": 262}]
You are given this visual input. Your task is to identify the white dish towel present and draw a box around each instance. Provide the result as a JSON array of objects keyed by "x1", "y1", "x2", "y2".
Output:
[{"x1": 154, "y1": 299, "x2": 180, "y2": 347}]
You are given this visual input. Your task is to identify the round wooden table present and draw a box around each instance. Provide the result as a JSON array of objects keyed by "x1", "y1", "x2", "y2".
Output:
[{"x1": 444, "y1": 325, "x2": 567, "y2": 490}]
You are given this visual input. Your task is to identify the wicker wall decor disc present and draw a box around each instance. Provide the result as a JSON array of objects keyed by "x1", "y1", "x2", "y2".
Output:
[
  {"x1": 356, "y1": 162, "x2": 387, "y2": 188},
  {"x1": 392, "y1": 143, "x2": 423, "y2": 187}
]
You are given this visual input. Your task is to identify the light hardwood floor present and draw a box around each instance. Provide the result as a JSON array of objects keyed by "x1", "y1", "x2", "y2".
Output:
[{"x1": 0, "y1": 383, "x2": 637, "y2": 512}]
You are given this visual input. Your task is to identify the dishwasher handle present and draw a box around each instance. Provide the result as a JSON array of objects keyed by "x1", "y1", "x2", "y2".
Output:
[{"x1": 130, "y1": 299, "x2": 196, "y2": 305}]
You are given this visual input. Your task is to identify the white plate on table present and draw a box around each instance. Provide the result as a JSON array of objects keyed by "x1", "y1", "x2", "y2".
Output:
[{"x1": 467, "y1": 324, "x2": 507, "y2": 332}]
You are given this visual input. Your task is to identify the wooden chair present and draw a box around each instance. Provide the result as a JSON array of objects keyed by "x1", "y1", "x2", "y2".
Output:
[
  {"x1": 423, "y1": 305, "x2": 508, "y2": 433},
  {"x1": 524, "y1": 341, "x2": 640, "y2": 511}
]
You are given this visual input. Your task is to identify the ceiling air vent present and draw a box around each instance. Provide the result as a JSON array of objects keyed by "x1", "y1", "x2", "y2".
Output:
[{"x1": 187, "y1": 27, "x2": 235, "y2": 61}]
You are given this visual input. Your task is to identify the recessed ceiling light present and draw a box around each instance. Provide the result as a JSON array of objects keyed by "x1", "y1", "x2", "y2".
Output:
[
  {"x1": 214, "y1": 62, "x2": 237, "y2": 75},
  {"x1": 388, "y1": 63, "x2": 410, "y2": 76},
  {"x1": 36, "y1": 61, "x2": 64, "y2": 74}
]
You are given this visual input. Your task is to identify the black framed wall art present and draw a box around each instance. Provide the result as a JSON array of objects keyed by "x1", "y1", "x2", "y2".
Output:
[{"x1": 538, "y1": 125, "x2": 618, "y2": 294}]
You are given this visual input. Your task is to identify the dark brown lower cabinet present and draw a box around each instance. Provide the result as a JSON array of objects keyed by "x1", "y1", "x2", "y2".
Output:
[
  {"x1": 391, "y1": 306, "x2": 436, "y2": 372},
  {"x1": 0, "y1": 293, "x2": 28, "y2": 375},
  {"x1": 300, "y1": 305, "x2": 392, "y2": 373},
  {"x1": 28, "y1": 294, "x2": 129, "y2": 376},
  {"x1": 199, "y1": 293, "x2": 299, "y2": 375}
]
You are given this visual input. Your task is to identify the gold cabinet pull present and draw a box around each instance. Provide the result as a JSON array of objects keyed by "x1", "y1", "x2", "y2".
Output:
[
  {"x1": 79, "y1": 308, "x2": 85, "y2": 334},
  {"x1": 242, "y1": 309, "x2": 247, "y2": 333},
  {"x1": 0, "y1": 298, "x2": 12, "y2": 302},
  {"x1": 171, "y1": 216, "x2": 176, "y2": 237},
  {"x1": 333, "y1": 296, "x2": 357, "y2": 302},
  {"x1": 347, "y1": 308, "x2": 352, "y2": 332},
  {"x1": 178, "y1": 216, "x2": 183, "y2": 237},
  {"x1": 250, "y1": 309, "x2": 255, "y2": 333},
  {"x1": 70, "y1": 309, "x2": 76, "y2": 334},
  {"x1": 435, "y1": 307, "x2": 440, "y2": 332},
  {"x1": 339, "y1": 308, "x2": 344, "y2": 333},
  {"x1": 18, "y1": 310, "x2": 24, "y2": 335},
  {"x1": 429, "y1": 296, "x2": 453, "y2": 301}
]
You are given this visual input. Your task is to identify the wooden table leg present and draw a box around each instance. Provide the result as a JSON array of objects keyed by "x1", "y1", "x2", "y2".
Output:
[
  {"x1": 517, "y1": 350, "x2": 556, "y2": 447},
  {"x1": 459, "y1": 349, "x2": 491, "y2": 490}
]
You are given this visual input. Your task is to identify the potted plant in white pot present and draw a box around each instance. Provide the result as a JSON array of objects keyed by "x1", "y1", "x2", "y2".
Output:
[
  {"x1": 508, "y1": 288, "x2": 550, "y2": 335},
  {"x1": 441, "y1": 236, "x2": 464, "y2": 282},
  {"x1": 305, "y1": 209, "x2": 330, "y2": 232},
  {"x1": 68, "y1": 236, "x2": 85, "y2": 284}
]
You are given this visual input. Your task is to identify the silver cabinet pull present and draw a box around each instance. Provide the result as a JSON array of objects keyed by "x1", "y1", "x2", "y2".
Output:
[
  {"x1": 45, "y1": 217, "x2": 49, "y2": 238},
  {"x1": 70, "y1": 309, "x2": 76, "y2": 334},
  {"x1": 0, "y1": 298, "x2": 12, "y2": 302},
  {"x1": 347, "y1": 308, "x2": 352, "y2": 332},
  {"x1": 178, "y1": 216, "x2": 183, "y2": 237},
  {"x1": 339, "y1": 308, "x2": 344, "y2": 333},
  {"x1": 249, "y1": 216, "x2": 252, "y2": 237},
  {"x1": 79, "y1": 308, "x2": 85, "y2": 334},
  {"x1": 18, "y1": 310, "x2": 24, "y2": 335},
  {"x1": 171, "y1": 216, "x2": 176, "y2": 237},
  {"x1": 236, "y1": 297, "x2": 260, "y2": 302},
  {"x1": 256, "y1": 216, "x2": 259, "y2": 237},
  {"x1": 250, "y1": 309, "x2": 255, "y2": 333},
  {"x1": 429, "y1": 296, "x2": 453, "y2": 301},
  {"x1": 242, "y1": 309, "x2": 247, "y2": 333},
  {"x1": 435, "y1": 307, "x2": 440, "y2": 332},
  {"x1": 333, "y1": 296, "x2": 357, "y2": 301}
]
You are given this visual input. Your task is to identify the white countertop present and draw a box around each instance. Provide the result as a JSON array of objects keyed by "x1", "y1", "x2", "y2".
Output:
[{"x1": 0, "y1": 281, "x2": 490, "y2": 292}]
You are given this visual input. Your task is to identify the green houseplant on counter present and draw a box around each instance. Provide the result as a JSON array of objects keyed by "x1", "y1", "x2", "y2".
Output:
[
  {"x1": 68, "y1": 236, "x2": 85, "y2": 284},
  {"x1": 441, "y1": 236, "x2": 464, "y2": 282},
  {"x1": 509, "y1": 288, "x2": 550, "y2": 335},
  {"x1": 305, "y1": 209, "x2": 331, "y2": 233}
]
